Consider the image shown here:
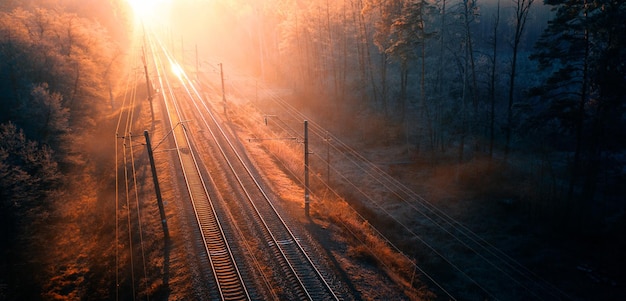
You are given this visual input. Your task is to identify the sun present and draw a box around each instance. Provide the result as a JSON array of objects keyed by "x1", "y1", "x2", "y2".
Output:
[
  {"x1": 126, "y1": 0, "x2": 150, "y2": 18},
  {"x1": 126, "y1": 0, "x2": 170, "y2": 20}
]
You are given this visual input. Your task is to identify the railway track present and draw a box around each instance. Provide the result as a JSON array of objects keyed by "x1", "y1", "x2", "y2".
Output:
[
  {"x1": 149, "y1": 36, "x2": 251, "y2": 301},
  {"x1": 150, "y1": 34, "x2": 342, "y2": 300},
  {"x1": 115, "y1": 55, "x2": 149, "y2": 299}
]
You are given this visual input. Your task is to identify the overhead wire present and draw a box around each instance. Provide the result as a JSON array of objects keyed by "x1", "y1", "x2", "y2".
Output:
[
  {"x1": 264, "y1": 88, "x2": 556, "y2": 299},
  {"x1": 121, "y1": 133, "x2": 135, "y2": 299},
  {"x1": 128, "y1": 101, "x2": 151, "y2": 299},
  {"x1": 224, "y1": 74, "x2": 568, "y2": 299},
  {"x1": 114, "y1": 54, "x2": 134, "y2": 301},
  {"x1": 249, "y1": 96, "x2": 472, "y2": 295},
  {"x1": 116, "y1": 47, "x2": 157, "y2": 300},
  {"x1": 301, "y1": 110, "x2": 567, "y2": 299},
  {"x1": 195, "y1": 46, "x2": 566, "y2": 298},
  {"x1": 305, "y1": 136, "x2": 541, "y2": 297},
  {"x1": 122, "y1": 68, "x2": 138, "y2": 300},
  {"x1": 224, "y1": 77, "x2": 459, "y2": 299}
]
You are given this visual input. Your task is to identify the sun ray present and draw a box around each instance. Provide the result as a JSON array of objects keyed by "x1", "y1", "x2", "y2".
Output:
[{"x1": 126, "y1": 0, "x2": 171, "y2": 21}]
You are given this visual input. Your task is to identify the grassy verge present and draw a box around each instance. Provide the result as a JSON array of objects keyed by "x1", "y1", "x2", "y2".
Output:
[{"x1": 227, "y1": 100, "x2": 436, "y2": 300}]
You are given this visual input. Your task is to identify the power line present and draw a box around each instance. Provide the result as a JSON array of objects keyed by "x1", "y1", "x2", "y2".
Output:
[
  {"x1": 226, "y1": 76, "x2": 568, "y2": 299},
  {"x1": 115, "y1": 58, "x2": 134, "y2": 301},
  {"x1": 225, "y1": 84, "x2": 458, "y2": 299}
]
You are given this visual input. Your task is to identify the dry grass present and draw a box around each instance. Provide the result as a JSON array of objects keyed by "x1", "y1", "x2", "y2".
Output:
[
  {"x1": 227, "y1": 100, "x2": 435, "y2": 300},
  {"x1": 314, "y1": 195, "x2": 434, "y2": 300},
  {"x1": 38, "y1": 85, "x2": 179, "y2": 300}
]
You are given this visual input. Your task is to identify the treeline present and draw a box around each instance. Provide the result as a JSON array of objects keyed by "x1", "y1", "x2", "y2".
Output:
[
  {"x1": 0, "y1": 0, "x2": 131, "y2": 299},
  {"x1": 176, "y1": 0, "x2": 625, "y2": 231}
]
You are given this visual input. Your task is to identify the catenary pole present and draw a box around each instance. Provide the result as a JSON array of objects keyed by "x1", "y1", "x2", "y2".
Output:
[
  {"x1": 144, "y1": 130, "x2": 169, "y2": 239},
  {"x1": 304, "y1": 120, "x2": 310, "y2": 216},
  {"x1": 141, "y1": 46, "x2": 154, "y2": 122},
  {"x1": 219, "y1": 63, "x2": 226, "y2": 114}
]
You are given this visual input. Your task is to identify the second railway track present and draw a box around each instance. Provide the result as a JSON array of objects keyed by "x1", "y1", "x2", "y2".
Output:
[
  {"x1": 149, "y1": 36, "x2": 252, "y2": 300},
  {"x1": 149, "y1": 32, "x2": 343, "y2": 300}
]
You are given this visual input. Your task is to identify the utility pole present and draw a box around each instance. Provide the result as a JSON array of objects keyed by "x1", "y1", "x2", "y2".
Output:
[
  {"x1": 180, "y1": 36, "x2": 184, "y2": 64},
  {"x1": 325, "y1": 131, "x2": 330, "y2": 184},
  {"x1": 169, "y1": 27, "x2": 173, "y2": 54},
  {"x1": 141, "y1": 46, "x2": 154, "y2": 122},
  {"x1": 256, "y1": 6, "x2": 265, "y2": 81},
  {"x1": 304, "y1": 120, "x2": 310, "y2": 216},
  {"x1": 219, "y1": 63, "x2": 226, "y2": 114},
  {"x1": 144, "y1": 130, "x2": 169, "y2": 240}
]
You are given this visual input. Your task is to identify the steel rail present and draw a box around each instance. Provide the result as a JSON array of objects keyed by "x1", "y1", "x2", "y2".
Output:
[
  {"x1": 169, "y1": 50, "x2": 340, "y2": 300},
  {"x1": 148, "y1": 35, "x2": 250, "y2": 301}
]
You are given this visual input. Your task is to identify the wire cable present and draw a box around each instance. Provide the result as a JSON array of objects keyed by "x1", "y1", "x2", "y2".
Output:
[{"x1": 225, "y1": 75, "x2": 569, "y2": 299}]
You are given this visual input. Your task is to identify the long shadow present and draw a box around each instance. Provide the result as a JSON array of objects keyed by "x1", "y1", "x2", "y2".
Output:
[
  {"x1": 152, "y1": 236, "x2": 171, "y2": 299},
  {"x1": 305, "y1": 215, "x2": 363, "y2": 301},
  {"x1": 163, "y1": 236, "x2": 171, "y2": 291}
]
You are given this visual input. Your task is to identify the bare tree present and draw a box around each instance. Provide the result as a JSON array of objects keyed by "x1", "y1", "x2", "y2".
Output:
[
  {"x1": 504, "y1": 0, "x2": 534, "y2": 158},
  {"x1": 488, "y1": 0, "x2": 500, "y2": 160}
]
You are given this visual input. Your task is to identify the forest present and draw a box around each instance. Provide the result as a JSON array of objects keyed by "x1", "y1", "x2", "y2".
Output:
[
  {"x1": 0, "y1": 0, "x2": 132, "y2": 298},
  {"x1": 167, "y1": 0, "x2": 625, "y2": 232},
  {"x1": 0, "y1": 0, "x2": 624, "y2": 299}
]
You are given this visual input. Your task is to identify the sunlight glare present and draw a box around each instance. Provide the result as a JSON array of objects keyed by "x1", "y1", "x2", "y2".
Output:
[
  {"x1": 171, "y1": 62, "x2": 184, "y2": 79},
  {"x1": 126, "y1": 0, "x2": 170, "y2": 20}
]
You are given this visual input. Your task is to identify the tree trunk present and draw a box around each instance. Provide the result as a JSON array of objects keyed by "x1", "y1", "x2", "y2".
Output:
[
  {"x1": 419, "y1": 4, "x2": 433, "y2": 152},
  {"x1": 567, "y1": 14, "x2": 589, "y2": 205},
  {"x1": 489, "y1": 0, "x2": 500, "y2": 160},
  {"x1": 505, "y1": 0, "x2": 534, "y2": 160},
  {"x1": 435, "y1": 0, "x2": 447, "y2": 153},
  {"x1": 400, "y1": 59, "x2": 408, "y2": 123}
]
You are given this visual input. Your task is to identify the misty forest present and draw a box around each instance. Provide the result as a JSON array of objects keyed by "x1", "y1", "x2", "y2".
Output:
[{"x1": 0, "y1": 0, "x2": 624, "y2": 300}]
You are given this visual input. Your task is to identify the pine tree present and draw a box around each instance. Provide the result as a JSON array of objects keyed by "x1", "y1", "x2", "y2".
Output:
[{"x1": 530, "y1": 0, "x2": 626, "y2": 213}]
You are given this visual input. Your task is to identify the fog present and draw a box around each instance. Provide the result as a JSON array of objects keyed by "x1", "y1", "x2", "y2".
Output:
[
  {"x1": 132, "y1": 0, "x2": 265, "y2": 76},
  {"x1": 134, "y1": 1, "x2": 625, "y2": 231},
  {"x1": 0, "y1": 0, "x2": 623, "y2": 299}
]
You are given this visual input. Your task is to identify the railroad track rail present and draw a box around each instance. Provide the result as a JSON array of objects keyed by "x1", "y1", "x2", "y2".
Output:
[
  {"x1": 149, "y1": 36, "x2": 251, "y2": 301},
  {"x1": 150, "y1": 35, "x2": 341, "y2": 300},
  {"x1": 180, "y1": 66, "x2": 340, "y2": 301}
]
